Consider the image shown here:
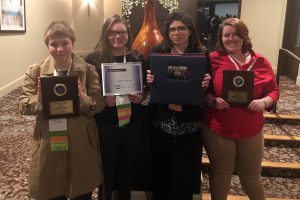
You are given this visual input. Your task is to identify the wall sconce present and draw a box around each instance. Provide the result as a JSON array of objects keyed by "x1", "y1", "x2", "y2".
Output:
[{"x1": 84, "y1": 0, "x2": 93, "y2": 16}]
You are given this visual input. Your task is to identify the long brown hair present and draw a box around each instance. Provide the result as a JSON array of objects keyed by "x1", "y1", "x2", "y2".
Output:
[
  {"x1": 94, "y1": 14, "x2": 133, "y2": 63},
  {"x1": 216, "y1": 18, "x2": 253, "y2": 55}
]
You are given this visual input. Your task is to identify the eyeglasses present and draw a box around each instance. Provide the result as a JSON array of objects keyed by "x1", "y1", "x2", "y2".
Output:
[
  {"x1": 168, "y1": 26, "x2": 188, "y2": 33},
  {"x1": 109, "y1": 31, "x2": 128, "y2": 37}
]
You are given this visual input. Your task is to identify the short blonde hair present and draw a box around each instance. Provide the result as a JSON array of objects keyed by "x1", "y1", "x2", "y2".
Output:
[{"x1": 44, "y1": 21, "x2": 75, "y2": 45}]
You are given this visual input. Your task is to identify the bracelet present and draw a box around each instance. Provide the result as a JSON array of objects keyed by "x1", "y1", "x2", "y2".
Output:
[{"x1": 263, "y1": 99, "x2": 270, "y2": 108}]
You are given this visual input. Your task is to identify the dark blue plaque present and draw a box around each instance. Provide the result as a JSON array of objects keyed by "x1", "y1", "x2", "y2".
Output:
[{"x1": 150, "y1": 53, "x2": 207, "y2": 105}]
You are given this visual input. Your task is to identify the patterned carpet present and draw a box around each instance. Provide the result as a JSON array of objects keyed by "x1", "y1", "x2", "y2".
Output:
[{"x1": 0, "y1": 76, "x2": 299, "y2": 199}]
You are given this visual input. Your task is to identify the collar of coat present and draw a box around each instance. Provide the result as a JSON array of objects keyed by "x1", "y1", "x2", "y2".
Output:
[{"x1": 39, "y1": 53, "x2": 86, "y2": 76}]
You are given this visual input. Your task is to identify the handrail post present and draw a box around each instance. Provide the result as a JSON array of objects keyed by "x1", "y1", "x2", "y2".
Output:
[
  {"x1": 276, "y1": 49, "x2": 283, "y2": 86},
  {"x1": 273, "y1": 49, "x2": 283, "y2": 113},
  {"x1": 273, "y1": 48, "x2": 300, "y2": 113}
]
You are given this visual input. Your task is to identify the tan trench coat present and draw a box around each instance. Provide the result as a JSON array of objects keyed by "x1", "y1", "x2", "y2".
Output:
[{"x1": 19, "y1": 54, "x2": 105, "y2": 199}]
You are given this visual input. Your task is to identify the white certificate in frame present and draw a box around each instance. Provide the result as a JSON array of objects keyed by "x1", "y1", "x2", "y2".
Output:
[{"x1": 101, "y1": 62, "x2": 143, "y2": 96}]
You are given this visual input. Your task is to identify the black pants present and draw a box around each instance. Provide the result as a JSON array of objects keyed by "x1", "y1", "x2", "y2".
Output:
[
  {"x1": 149, "y1": 126, "x2": 203, "y2": 200},
  {"x1": 100, "y1": 124, "x2": 141, "y2": 200},
  {"x1": 49, "y1": 193, "x2": 91, "y2": 200}
]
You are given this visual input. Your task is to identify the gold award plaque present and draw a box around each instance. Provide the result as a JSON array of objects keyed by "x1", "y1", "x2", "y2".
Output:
[{"x1": 227, "y1": 91, "x2": 248, "y2": 103}]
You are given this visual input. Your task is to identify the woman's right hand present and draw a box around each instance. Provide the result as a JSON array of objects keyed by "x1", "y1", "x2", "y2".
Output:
[
  {"x1": 215, "y1": 97, "x2": 230, "y2": 110},
  {"x1": 202, "y1": 73, "x2": 211, "y2": 89},
  {"x1": 146, "y1": 70, "x2": 154, "y2": 84},
  {"x1": 105, "y1": 96, "x2": 116, "y2": 107}
]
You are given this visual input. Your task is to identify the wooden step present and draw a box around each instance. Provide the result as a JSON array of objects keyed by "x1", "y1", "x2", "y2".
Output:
[
  {"x1": 126, "y1": 191, "x2": 298, "y2": 200},
  {"x1": 263, "y1": 133, "x2": 300, "y2": 142},
  {"x1": 202, "y1": 193, "x2": 296, "y2": 200},
  {"x1": 261, "y1": 160, "x2": 300, "y2": 170},
  {"x1": 264, "y1": 113, "x2": 300, "y2": 120},
  {"x1": 202, "y1": 157, "x2": 300, "y2": 170}
]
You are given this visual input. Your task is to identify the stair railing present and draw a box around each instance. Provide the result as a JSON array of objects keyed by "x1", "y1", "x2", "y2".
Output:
[{"x1": 274, "y1": 47, "x2": 300, "y2": 113}]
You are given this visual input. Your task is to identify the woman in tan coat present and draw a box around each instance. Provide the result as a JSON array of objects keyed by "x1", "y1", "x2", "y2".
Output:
[{"x1": 19, "y1": 21, "x2": 105, "y2": 200}]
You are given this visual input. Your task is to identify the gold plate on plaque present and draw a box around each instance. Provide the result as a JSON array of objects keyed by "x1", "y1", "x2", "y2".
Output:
[{"x1": 49, "y1": 100, "x2": 74, "y2": 115}]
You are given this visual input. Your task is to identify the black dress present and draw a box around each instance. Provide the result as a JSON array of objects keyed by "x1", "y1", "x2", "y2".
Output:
[{"x1": 85, "y1": 51, "x2": 146, "y2": 200}]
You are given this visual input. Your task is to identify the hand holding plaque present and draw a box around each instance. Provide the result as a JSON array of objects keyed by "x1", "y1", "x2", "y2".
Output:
[
  {"x1": 222, "y1": 70, "x2": 254, "y2": 107},
  {"x1": 40, "y1": 76, "x2": 80, "y2": 119}
]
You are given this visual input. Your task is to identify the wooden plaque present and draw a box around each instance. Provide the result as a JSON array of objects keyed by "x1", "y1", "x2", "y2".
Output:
[
  {"x1": 40, "y1": 76, "x2": 80, "y2": 119},
  {"x1": 222, "y1": 70, "x2": 254, "y2": 107}
]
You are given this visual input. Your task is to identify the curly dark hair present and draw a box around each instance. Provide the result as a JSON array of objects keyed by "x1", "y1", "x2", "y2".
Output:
[{"x1": 216, "y1": 18, "x2": 253, "y2": 55}]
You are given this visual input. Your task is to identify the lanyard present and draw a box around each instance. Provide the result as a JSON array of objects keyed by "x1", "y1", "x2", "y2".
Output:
[
  {"x1": 123, "y1": 50, "x2": 126, "y2": 63},
  {"x1": 115, "y1": 48, "x2": 131, "y2": 126},
  {"x1": 54, "y1": 63, "x2": 72, "y2": 76},
  {"x1": 228, "y1": 54, "x2": 257, "y2": 71}
]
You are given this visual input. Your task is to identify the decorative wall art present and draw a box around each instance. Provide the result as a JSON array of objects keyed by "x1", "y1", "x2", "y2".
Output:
[{"x1": 0, "y1": 0, "x2": 26, "y2": 32}]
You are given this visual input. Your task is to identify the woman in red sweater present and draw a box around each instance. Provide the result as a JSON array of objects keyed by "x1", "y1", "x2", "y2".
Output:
[{"x1": 203, "y1": 18, "x2": 279, "y2": 200}]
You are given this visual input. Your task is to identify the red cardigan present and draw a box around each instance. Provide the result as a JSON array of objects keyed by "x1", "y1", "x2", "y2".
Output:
[{"x1": 204, "y1": 51, "x2": 279, "y2": 139}]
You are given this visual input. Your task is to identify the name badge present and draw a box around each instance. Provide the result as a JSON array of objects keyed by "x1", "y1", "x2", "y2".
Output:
[
  {"x1": 116, "y1": 96, "x2": 131, "y2": 127},
  {"x1": 49, "y1": 118, "x2": 68, "y2": 151},
  {"x1": 168, "y1": 104, "x2": 182, "y2": 112}
]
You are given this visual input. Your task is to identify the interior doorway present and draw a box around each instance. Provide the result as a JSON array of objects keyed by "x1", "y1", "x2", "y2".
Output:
[
  {"x1": 196, "y1": 0, "x2": 241, "y2": 51},
  {"x1": 281, "y1": 0, "x2": 300, "y2": 81}
]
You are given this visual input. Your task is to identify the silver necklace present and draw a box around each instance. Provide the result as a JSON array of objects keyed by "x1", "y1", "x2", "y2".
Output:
[{"x1": 54, "y1": 61, "x2": 72, "y2": 76}]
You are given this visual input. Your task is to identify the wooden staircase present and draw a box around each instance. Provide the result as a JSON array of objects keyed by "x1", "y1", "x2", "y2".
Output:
[{"x1": 201, "y1": 113, "x2": 300, "y2": 199}]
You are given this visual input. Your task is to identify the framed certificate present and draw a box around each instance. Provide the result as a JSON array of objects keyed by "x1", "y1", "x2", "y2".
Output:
[
  {"x1": 149, "y1": 53, "x2": 207, "y2": 105},
  {"x1": 222, "y1": 70, "x2": 254, "y2": 107},
  {"x1": 40, "y1": 76, "x2": 80, "y2": 119},
  {"x1": 101, "y1": 62, "x2": 143, "y2": 96}
]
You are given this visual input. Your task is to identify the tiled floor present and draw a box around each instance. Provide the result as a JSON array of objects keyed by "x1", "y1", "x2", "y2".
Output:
[{"x1": 0, "y1": 76, "x2": 299, "y2": 199}]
